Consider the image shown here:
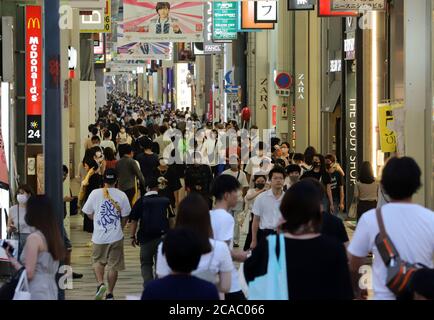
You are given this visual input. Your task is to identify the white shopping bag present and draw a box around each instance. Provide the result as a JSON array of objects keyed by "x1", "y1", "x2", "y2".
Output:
[{"x1": 13, "y1": 270, "x2": 31, "y2": 300}]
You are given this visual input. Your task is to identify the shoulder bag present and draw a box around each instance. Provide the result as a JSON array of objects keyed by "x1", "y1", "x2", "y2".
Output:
[
  {"x1": 375, "y1": 208, "x2": 429, "y2": 298},
  {"x1": 0, "y1": 267, "x2": 26, "y2": 300},
  {"x1": 248, "y1": 234, "x2": 289, "y2": 300},
  {"x1": 193, "y1": 240, "x2": 218, "y2": 285}
]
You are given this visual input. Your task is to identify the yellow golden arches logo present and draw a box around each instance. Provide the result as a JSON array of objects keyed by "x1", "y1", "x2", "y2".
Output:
[{"x1": 27, "y1": 18, "x2": 41, "y2": 29}]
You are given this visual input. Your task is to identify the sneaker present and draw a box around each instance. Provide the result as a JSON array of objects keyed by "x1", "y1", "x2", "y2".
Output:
[
  {"x1": 95, "y1": 283, "x2": 107, "y2": 300},
  {"x1": 72, "y1": 272, "x2": 83, "y2": 279},
  {"x1": 105, "y1": 293, "x2": 114, "y2": 300}
]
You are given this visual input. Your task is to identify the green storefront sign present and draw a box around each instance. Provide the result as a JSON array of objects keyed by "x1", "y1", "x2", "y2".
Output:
[{"x1": 213, "y1": 1, "x2": 238, "y2": 41}]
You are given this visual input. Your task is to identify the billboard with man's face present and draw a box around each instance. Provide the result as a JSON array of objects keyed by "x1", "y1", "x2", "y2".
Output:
[{"x1": 123, "y1": 0, "x2": 204, "y2": 43}]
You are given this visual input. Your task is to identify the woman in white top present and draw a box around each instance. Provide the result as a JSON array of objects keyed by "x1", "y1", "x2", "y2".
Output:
[
  {"x1": 7, "y1": 185, "x2": 35, "y2": 256},
  {"x1": 156, "y1": 193, "x2": 232, "y2": 296},
  {"x1": 354, "y1": 161, "x2": 379, "y2": 221},
  {"x1": 243, "y1": 175, "x2": 268, "y2": 251}
]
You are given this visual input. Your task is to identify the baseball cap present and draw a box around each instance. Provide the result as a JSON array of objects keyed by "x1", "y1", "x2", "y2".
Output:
[{"x1": 104, "y1": 169, "x2": 118, "y2": 184}]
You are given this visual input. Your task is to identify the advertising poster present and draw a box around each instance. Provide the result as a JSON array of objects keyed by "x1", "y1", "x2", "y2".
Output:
[
  {"x1": 123, "y1": 0, "x2": 204, "y2": 43},
  {"x1": 117, "y1": 42, "x2": 172, "y2": 60}
]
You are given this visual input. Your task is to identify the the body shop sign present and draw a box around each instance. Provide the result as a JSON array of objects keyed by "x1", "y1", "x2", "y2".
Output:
[{"x1": 26, "y1": 6, "x2": 43, "y2": 144}]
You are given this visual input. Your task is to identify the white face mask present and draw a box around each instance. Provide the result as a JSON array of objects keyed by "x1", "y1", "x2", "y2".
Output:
[{"x1": 17, "y1": 194, "x2": 29, "y2": 205}]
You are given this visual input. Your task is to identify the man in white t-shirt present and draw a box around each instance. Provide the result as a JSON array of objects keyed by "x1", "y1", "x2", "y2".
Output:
[
  {"x1": 222, "y1": 155, "x2": 249, "y2": 247},
  {"x1": 250, "y1": 166, "x2": 286, "y2": 250},
  {"x1": 245, "y1": 141, "x2": 272, "y2": 186},
  {"x1": 210, "y1": 175, "x2": 249, "y2": 300},
  {"x1": 82, "y1": 169, "x2": 131, "y2": 300},
  {"x1": 348, "y1": 157, "x2": 434, "y2": 300}
]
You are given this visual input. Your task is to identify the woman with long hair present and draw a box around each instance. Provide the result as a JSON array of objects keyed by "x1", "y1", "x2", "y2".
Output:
[
  {"x1": 103, "y1": 147, "x2": 117, "y2": 171},
  {"x1": 354, "y1": 161, "x2": 378, "y2": 221},
  {"x1": 244, "y1": 180, "x2": 353, "y2": 300},
  {"x1": 156, "y1": 193, "x2": 232, "y2": 295},
  {"x1": 301, "y1": 154, "x2": 334, "y2": 214},
  {"x1": 7, "y1": 185, "x2": 35, "y2": 256},
  {"x1": 6, "y1": 195, "x2": 65, "y2": 300},
  {"x1": 303, "y1": 146, "x2": 317, "y2": 168}
]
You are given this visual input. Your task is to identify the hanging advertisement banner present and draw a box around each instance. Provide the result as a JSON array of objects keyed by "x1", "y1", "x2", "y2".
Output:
[
  {"x1": 175, "y1": 63, "x2": 192, "y2": 111},
  {"x1": 378, "y1": 103, "x2": 398, "y2": 153},
  {"x1": 254, "y1": 1, "x2": 277, "y2": 23},
  {"x1": 318, "y1": 0, "x2": 358, "y2": 16},
  {"x1": 240, "y1": 0, "x2": 274, "y2": 30},
  {"x1": 25, "y1": 5, "x2": 43, "y2": 145},
  {"x1": 117, "y1": 42, "x2": 172, "y2": 60},
  {"x1": 80, "y1": 0, "x2": 111, "y2": 33},
  {"x1": 213, "y1": 1, "x2": 238, "y2": 41},
  {"x1": 287, "y1": 0, "x2": 315, "y2": 11},
  {"x1": 331, "y1": 0, "x2": 386, "y2": 11},
  {"x1": 123, "y1": 0, "x2": 204, "y2": 43}
]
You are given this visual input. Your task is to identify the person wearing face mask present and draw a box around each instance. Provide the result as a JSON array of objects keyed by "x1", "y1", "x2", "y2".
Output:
[
  {"x1": 284, "y1": 164, "x2": 302, "y2": 191},
  {"x1": 7, "y1": 185, "x2": 36, "y2": 256},
  {"x1": 152, "y1": 157, "x2": 182, "y2": 209},
  {"x1": 243, "y1": 175, "x2": 268, "y2": 251},
  {"x1": 117, "y1": 126, "x2": 132, "y2": 146},
  {"x1": 222, "y1": 156, "x2": 249, "y2": 248},
  {"x1": 301, "y1": 154, "x2": 334, "y2": 214}
]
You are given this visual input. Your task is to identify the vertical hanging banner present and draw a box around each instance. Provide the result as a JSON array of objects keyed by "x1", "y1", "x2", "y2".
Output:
[
  {"x1": 213, "y1": 1, "x2": 239, "y2": 41},
  {"x1": 26, "y1": 5, "x2": 43, "y2": 144},
  {"x1": 378, "y1": 103, "x2": 397, "y2": 153}
]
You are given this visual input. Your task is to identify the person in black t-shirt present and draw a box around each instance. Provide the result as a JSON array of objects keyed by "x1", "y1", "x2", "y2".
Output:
[
  {"x1": 185, "y1": 152, "x2": 213, "y2": 208},
  {"x1": 243, "y1": 179, "x2": 353, "y2": 300},
  {"x1": 141, "y1": 228, "x2": 219, "y2": 300},
  {"x1": 301, "y1": 154, "x2": 334, "y2": 214},
  {"x1": 136, "y1": 137, "x2": 160, "y2": 182},
  {"x1": 153, "y1": 158, "x2": 182, "y2": 208},
  {"x1": 130, "y1": 177, "x2": 175, "y2": 287},
  {"x1": 325, "y1": 154, "x2": 345, "y2": 219},
  {"x1": 306, "y1": 178, "x2": 349, "y2": 246}
]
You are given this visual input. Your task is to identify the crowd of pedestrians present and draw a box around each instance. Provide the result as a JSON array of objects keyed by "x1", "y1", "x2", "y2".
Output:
[{"x1": 2, "y1": 91, "x2": 433, "y2": 301}]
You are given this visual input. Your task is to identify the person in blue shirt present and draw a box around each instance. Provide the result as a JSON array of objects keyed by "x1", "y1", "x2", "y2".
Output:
[{"x1": 141, "y1": 227, "x2": 220, "y2": 300}]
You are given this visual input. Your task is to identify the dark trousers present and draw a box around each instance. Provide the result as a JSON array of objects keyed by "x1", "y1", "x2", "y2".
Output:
[
  {"x1": 225, "y1": 291, "x2": 247, "y2": 301},
  {"x1": 257, "y1": 229, "x2": 277, "y2": 246},
  {"x1": 243, "y1": 213, "x2": 254, "y2": 251},
  {"x1": 140, "y1": 237, "x2": 162, "y2": 289},
  {"x1": 124, "y1": 188, "x2": 136, "y2": 205},
  {"x1": 357, "y1": 200, "x2": 377, "y2": 222}
]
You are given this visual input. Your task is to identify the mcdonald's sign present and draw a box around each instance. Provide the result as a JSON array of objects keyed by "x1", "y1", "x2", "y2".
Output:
[
  {"x1": 27, "y1": 17, "x2": 41, "y2": 29},
  {"x1": 25, "y1": 5, "x2": 43, "y2": 144}
]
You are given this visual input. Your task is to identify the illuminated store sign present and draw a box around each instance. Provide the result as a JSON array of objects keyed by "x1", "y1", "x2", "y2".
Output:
[{"x1": 26, "y1": 5, "x2": 43, "y2": 144}]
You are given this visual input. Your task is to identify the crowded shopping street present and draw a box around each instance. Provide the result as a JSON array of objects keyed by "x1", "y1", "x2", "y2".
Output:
[{"x1": 0, "y1": 0, "x2": 433, "y2": 307}]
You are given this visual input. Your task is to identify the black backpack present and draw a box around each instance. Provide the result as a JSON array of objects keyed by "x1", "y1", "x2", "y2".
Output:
[{"x1": 140, "y1": 195, "x2": 171, "y2": 239}]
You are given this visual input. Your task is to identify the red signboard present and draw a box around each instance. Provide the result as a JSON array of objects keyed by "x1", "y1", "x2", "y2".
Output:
[
  {"x1": 272, "y1": 105, "x2": 277, "y2": 126},
  {"x1": 318, "y1": 0, "x2": 358, "y2": 17},
  {"x1": 26, "y1": 5, "x2": 43, "y2": 116}
]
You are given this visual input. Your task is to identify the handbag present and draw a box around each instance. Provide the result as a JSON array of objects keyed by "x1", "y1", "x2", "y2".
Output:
[
  {"x1": 374, "y1": 208, "x2": 428, "y2": 298},
  {"x1": 0, "y1": 267, "x2": 25, "y2": 300},
  {"x1": 193, "y1": 240, "x2": 218, "y2": 285},
  {"x1": 348, "y1": 200, "x2": 357, "y2": 219},
  {"x1": 248, "y1": 234, "x2": 289, "y2": 300},
  {"x1": 13, "y1": 269, "x2": 31, "y2": 300}
]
